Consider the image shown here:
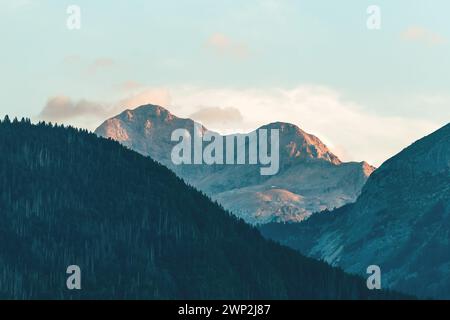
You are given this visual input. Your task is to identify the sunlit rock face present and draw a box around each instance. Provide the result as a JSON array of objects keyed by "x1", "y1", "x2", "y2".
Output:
[{"x1": 95, "y1": 104, "x2": 374, "y2": 224}]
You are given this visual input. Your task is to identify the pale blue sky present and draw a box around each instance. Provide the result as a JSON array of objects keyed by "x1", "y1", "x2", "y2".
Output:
[{"x1": 0, "y1": 0, "x2": 449, "y2": 165}]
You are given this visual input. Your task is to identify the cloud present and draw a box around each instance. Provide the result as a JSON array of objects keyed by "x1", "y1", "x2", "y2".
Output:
[
  {"x1": 37, "y1": 86, "x2": 444, "y2": 166},
  {"x1": 401, "y1": 26, "x2": 446, "y2": 45},
  {"x1": 39, "y1": 96, "x2": 107, "y2": 121},
  {"x1": 38, "y1": 88, "x2": 171, "y2": 129},
  {"x1": 167, "y1": 86, "x2": 442, "y2": 166},
  {"x1": 38, "y1": 96, "x2": 112, "y2": 129},
  {"x1": 189, "y1": 107, "x2": 244, "y2": 129},
  {"x1": 206, "y1": 33, "x2": 250, "y2": 59}
]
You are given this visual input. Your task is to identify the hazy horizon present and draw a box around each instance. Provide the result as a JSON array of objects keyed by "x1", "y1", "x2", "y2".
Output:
[{"x1": 1, "y1": 0, "x2": 449, "y2": 166}]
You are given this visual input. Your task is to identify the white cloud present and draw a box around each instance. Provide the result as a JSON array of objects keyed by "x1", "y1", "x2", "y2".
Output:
[
  {"x1": 167, "y1": 86, "x2": 442, "y2": 166},
  {"x1": 37, "y1": 88, "x2": 171, "y2": 130},
  {"x1": 38, "y1": 96, "x2": 114, "y2": 129},
  {"x1": 38, "y1": 85, "x2": 444, "y2": 167},
  {"x1": 189, "y1": 106, "x2": 244, "y2": 130}
]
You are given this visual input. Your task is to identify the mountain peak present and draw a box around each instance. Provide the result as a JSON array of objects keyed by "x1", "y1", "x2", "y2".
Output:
[
  {"x1": 360, "y1": 161, "x2": 376, "y2": 176},
  {"x1": 95, "y1": 105, "x2": 373, "y2": 223},
  {"x1": 120, "y1": 104, "x2": 176, "y2": 122},
  {"x1": 97, "y1": 105, "x2": 346, "y2": 167},
  {"x1": 260, "y1": 122, "x2": 307, "y2": 136},
  {"x1": 260, "y1": 121, "x2": 341, "y2": 165},
  {"x1": 133, "y1": 104, "x2": 171, "y2": 114},
  {"x1": 379, "y1": 122, "x2": 450, "y2": 174}
]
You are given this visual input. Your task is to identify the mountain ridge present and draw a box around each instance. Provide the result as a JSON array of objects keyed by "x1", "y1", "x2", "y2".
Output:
[
  {"x1": 0, "y1": 117, "x2": 407, "y2": 299},
  {"x1": 95, "y1": 104, "x2": 375, "y2": 224},
  {"x1": 260, "y1": 122, "x2": 450, "y2": 298}
]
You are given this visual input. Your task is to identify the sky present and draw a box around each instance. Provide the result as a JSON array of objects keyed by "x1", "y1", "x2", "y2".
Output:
[{"x1": 0, "y1": 0, "x2": 449, "y2": 166}]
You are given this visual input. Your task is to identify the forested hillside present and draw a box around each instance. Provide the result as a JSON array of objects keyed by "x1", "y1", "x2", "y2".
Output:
[
  {"x1": 260, "y1": 123, "x2": 450, "y2": 299},
  {"x1": 0, "y1": 117, "x2": 406, "y2": 299}
]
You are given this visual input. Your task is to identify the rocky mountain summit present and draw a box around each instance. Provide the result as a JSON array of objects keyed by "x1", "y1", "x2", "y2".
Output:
[{"x1": 95, "y1": 104, "x2": 375, "y2": 224}]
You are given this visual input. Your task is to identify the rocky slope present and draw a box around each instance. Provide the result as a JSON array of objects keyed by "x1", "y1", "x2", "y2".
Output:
[
  {"x1": 95, "y1": 104, "x2": 374, "y2": 224},
  {"x1": 260, "y1": 123, "x2": 450, "y2": 298}
]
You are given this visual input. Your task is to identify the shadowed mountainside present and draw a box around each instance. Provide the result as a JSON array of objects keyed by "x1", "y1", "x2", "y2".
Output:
[
  {"x1": 260, "y1": 123, "x2": 450, "y2": 299},
  {"x1": 0, "y1": 117, "x2": 407, "y2": 299}
]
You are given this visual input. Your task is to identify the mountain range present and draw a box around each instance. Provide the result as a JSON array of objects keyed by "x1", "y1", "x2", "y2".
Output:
[
  {"x1": 260, "y1": 123, "x2": 450, "y2": 299},
  {"x1": 3, "y1": 105, "x2": 446, "y2": 299},
  {"x1": 95, "y1": 105, "x2": 374, "y2": 224},
  {"x1": 0, "y1": 117, "x2": 406, "y2": 299}
]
